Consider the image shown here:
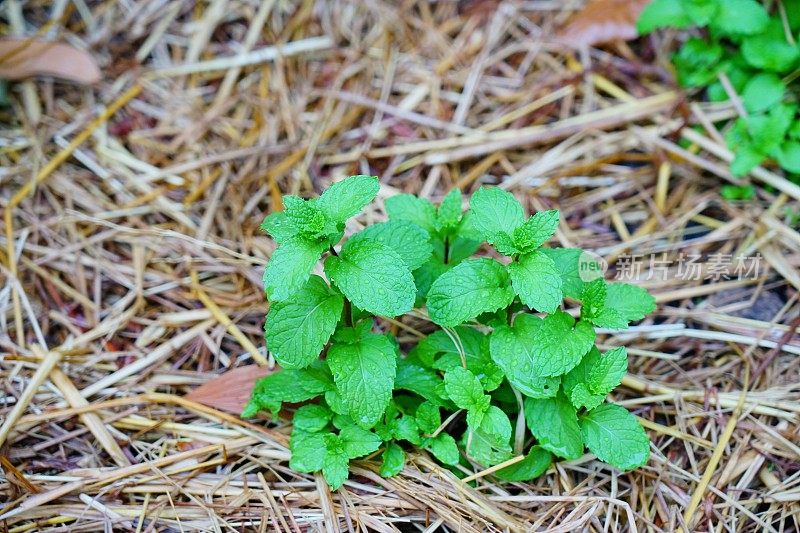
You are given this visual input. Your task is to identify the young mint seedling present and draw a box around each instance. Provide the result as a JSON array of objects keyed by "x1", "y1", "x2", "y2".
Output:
[
  {"x1": 244, "y1": 176, "x2": 655, "y2": 489},
  {"x1": 639, "y1": 0, "x2": 800, "y2": 181}
]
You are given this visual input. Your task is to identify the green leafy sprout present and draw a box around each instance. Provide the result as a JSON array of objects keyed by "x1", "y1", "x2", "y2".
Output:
[
  {"x1": 243, "y1": 175, "x2": 655, "y2": 490},
  {"x1": 638, "y1": 0, "x2": 800, "y2": 180}
]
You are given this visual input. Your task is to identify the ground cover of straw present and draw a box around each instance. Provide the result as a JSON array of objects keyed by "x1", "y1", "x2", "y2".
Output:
[{"x1": 1, "y1": 1, "x2": 799, "y2": 531}]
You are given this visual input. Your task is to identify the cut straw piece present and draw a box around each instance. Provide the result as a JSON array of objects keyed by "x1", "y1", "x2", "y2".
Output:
[{"x1": 0, "y1": 349, "x2": 62, "y2": 448}]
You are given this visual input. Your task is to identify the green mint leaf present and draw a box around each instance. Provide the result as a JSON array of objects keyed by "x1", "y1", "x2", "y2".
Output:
[
  {"x1": 673, "y1": 38, "x2": 723, "y2": 87},
  {"x1": 531, "y1": 310, "x2": 596, "y2": 377},
  {"x1": 465, "y1": 405, "x2": 513, "y2": 466},
  {"x1": 413, "y1": 257, "x2": 450, "y2": 298},
  {"x1": 243, "y1": 363, "x2": 331, "y2": 418},
  {"x1": 322, "y1": 434, "x2": 351, "y2": 490},
  {"x1": 289, "y1": 429, "x2": 327, "y2": 473},
  {"x1": 426, "y1": 258, "x2": 515, "y2": 326},
  {"x1": 742, "y1": 21, "x2": 800, "y2": 72},
  {"x1": 443, "y1": 366, "x2": 489, "y2": 412},
  {"x1": 260, "y1": 211, "x2": 297, "y2": 244},
  {"x1": 637, "y1": 0, "x2": 692, "y2": 33},
  {"x1": 588, "y1": 346, "x2": 628, "y2": 395},
  {"x1": 436, "y1": 188, "x2": 463, "y2": 231},
  {"x1": 508, "y1": 251, "x2": 563, "y2": 313},
  {"x1": 266, "y1": 275, "x2": 343, "y2": 369},
  {"x1": 489, "y1": 314, "x2": 560, "y2": 398},
  {"x1": 777, "y1": 141, "x2": 800, "y2": 173},
  {"x1": 332, "y1": 319, "x2": 373, "y2": 345},
  {"x1": 580, "y1": 404, "x2": 650, "y2": 470},
  {"x1": 316, "y1": 175, "x2": 379, "y2": 223},
  {"x1": 712, "y1": 0, "x2": 769, "y2": 36},
  {"x1": 293, "y1": 404, "x2": 332, "y2": 433},
  {"x1": 380, "y1": 442, "x2": 405, "y2": 477},
  {"x1": 263, "y1": 237, "x2": 327, "y2": 301},
  {"x1": 348, "y1": 220, "x2": 433, "y2": 270},
  {"x1": 491, "y1": 232, "x2": 521, "y2": 256},
  {"x1": 394, "y1": 358, "x2": 444, "y2": 405},
  {"x1": 391, "y1": 416, "x2": 422, "y2": 445},
  {"x1": 569, "y1": 383, "x2": 605, "y2": 411},
  {"x1": 495, "y1": 446, "x2": 552, "y2": 482},
  {"x1": 539, "y1": 248, "x2": 590, "y2": 299},
  {"x1": 512, "y1": 210, "x2": 559, "y2": 252},
  {"x1": 465, "y1": 187, "x2": 525, "y2": 244},
  {"x1": 325, "y1": 238, "x2": 416, "y2": 317},
  {"x1": 524, "y1": 395, "x2": 584, "y2": 460},
  {"x1": 730, "y1": 144, "x2": 765, "y2": 176},
  {"x1": 562, "y1": 347, "x2": 603, "y2": 409},
  {"x1": 327, "y1": 334, "x2": 397, "y2": 428},
  {"x1": 421, "y1": 327, "x2": 503, "y2": 391},
  {"x1": 415, "y1": 402, "x2": 441, "y2": 434},
  {"x1": 604, "y1": 283, "x2": 656, "y2": 324},
  {"x1": 580, "y1": 279, "x2": 628, "y2": 329},
  {"x1": 283, "y1": 196, "x2": 333, "y2": 238},
  {"x1": 427, "y1": 433, "x2": 460, "y2": 465},
  {"x1": 340, "y1": 425, "x2": 382, "y2": 458},
  {"x1": 385, "y1": 194, "x2": 437, "y2": 233},
  {"x1": 441, "y1": 233, "x2": 482, "y2": 264},
  {"x1": 680, "y1": 0, "x2": 718, "y2": 26}
]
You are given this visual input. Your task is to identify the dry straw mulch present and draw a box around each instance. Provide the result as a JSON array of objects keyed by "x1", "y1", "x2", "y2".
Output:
[{"x1": 2, "y1": 1, "x2": 800, "y2": 531}]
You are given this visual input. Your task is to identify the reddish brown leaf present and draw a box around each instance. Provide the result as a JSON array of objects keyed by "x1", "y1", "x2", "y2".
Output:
[
  {"x1": 0, "y1": 38, "x2": 101, "y2": 84},
  {"x1": 186, "y1": 365, "x2": 272, "y2": 414},
  {"x1": 557, "y1": 0, "x2": 651, "y2": 47}
]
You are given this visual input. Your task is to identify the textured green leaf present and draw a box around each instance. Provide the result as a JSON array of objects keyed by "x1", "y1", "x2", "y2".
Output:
[
  {"x1": 426, "y1": 258, "x2": 515, "y2": 326},
  {"x1": 580, "y1": 404, "x2": 650, "y2": 470},
  {"x1": 540, "y1": 248, "x2": 587, "y2": 299},
  {"x1": 420, "y1": 327, "x2": 503, "y2": 391},
  {"x1": 266, "y1": 275, "x2": 343, "y2": 369},
  {"x1": 508, "y1": 251, "x2": 563, "y2": 313},
  {"x1": 325, "y1": 238, "x2": 416, "y2": 317},
  {"x1": 530, "y1": 311, "x2": 596, "y2": 377},
  {"x1": 569, "y1": 383, "x2": 605, "y2": 411},
  {"x1": 327, "y1": 334, "x2": 397, "y2": 428},
  {"x1": 680, "y1": 0, "x2": 718, "y2": 26},
  {"x1": 316, "y1": 175, "x2": 380, "y2": 223},
  {"x1": 742, "y1": 73, "x2": 785, "y2": 114},
  {"x1": 712, "y1": 0, "x2": 768, "y2": 36},
  {"x1": 524, "y1": 395, "x2": 584, "y2": 460},
  {"x1": 322, "y1": 434, "x2": 350, "y2": 490},
  {"x1": 465, "y1": 405, "x2": 513, "y2": 466},
  {"x1": 283, "y1": 196, "x2": 333, "y2": 238},
  {"x1": 293, "y1": 404, "x2": 331, "y2": 433},
  {"x1": 340, "y1": 425, "x2": 382, "y2": 458},
  {"x1": 394, "y1": 358, "x2": 443, "y2": 404},
  {"x1": 444, "y1": 366, "x2": 488, "y2": 413},
  {"x1": 588, "y1": 346, "x2": 628, "y2": 395},
  {"x1": 260, "y1": 211, "x2": 297, "y2": 244},
  {"x1": 489, "y1": 314, "x2": 560, "y2": 399},
  {"x1": 495, "y1": 446, "x2": 552, "y2": 482},
  {"x1": 385, "y1": 194, "x2": 437, "y2": 233},
  {"x1": 512, "y1": 210, "x2": 559, "y2": 252},
  {"x1": 243, "y1": 363, "x2": 332, "y2": 418},
  {"x1": 637, "y1": 0, "x2": 692, "y2": 33},
  {"x1": 730, "y1": 144, "x2": 765, "y2": 176},
  {"x1": 289, "y1": 430, "x2": 327, "y2": 473},
  {"x1": 415, "y1": 402, "x2": 441, "y2": 434},
  {"x1": 427, "y1": 433, "x2": 460, "y2": 465},
  {"x1": 436, "y1": 188, "x2": 463, "y2": 231},
  {"x1": 466, "y1": 187, "x2": 525, "y2": 243},
  {"x1": 380, "y1": 443, "x2": 405, "y2": 477},
  {"x1": 348, "y1": 220, "x2": 432, "y2": 270},
  {"x1": 263, "y1": 237, "x2": 327, "y2": 301},
  {"x1": 390, "y1": 416, "x2": 422, "y2": 445},
  {"x1": 604, "y1": 283, "x2": 656, "y2": 323}
]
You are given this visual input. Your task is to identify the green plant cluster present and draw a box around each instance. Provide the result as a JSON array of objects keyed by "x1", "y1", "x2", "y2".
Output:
[
  {"x1": 243, "y1": 175, "x2": 654, "y2": 489},
  {"x1": 639, "y1": 0, "x2": 800, "y2": 177}
]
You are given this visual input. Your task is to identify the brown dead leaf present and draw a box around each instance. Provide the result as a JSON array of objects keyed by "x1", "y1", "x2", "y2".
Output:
[
  {"x1": 0, "y1": 38, "x2": 101, "y2": 84},
  {"x1": 186, "y1": 365, "x2": 272, "y2": 414},
  {"x1": 557, "y1": 0, "x2": 651, "y2": 47}
]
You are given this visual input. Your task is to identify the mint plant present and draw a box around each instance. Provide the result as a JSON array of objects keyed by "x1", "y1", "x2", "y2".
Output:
[
  {"x1": 243, "y1": 176, "x2": 654, "y2": 489},
  {"x1": 638, "y1": 0, "x2": 800, "y2": 178}
]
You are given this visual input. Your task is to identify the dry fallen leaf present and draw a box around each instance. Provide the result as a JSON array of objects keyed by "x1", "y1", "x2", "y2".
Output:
[
  {"x1": 557, "y1": 0, "x2": 651, "y2": 47},
  {"x1": 186, "y1": 365, "x2": 272, "y2": 414},
  {"x1": 0, "y1": 38, "x2": 101, "y2": 84}
]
